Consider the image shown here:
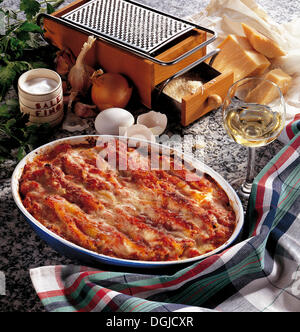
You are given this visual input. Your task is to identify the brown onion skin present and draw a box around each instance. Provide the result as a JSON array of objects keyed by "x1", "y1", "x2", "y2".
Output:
[{"x1": 91, "y1": 73, "x2": 132, "y2": 110}]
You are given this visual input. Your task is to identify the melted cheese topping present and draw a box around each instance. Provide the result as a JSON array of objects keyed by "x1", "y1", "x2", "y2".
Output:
[{"x1": 19, "y1": 139, "x2": 236, "y2": 261}]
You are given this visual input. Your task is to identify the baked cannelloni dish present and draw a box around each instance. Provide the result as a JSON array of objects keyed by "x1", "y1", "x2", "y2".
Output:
[{"x1": 19, "y1": 137, "x2": 236, "y2": 261}]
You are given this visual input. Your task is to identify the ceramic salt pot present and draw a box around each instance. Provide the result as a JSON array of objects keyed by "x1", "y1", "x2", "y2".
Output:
[{"x1": 18, "y1": 68, "x2": 64, "y2": 126}]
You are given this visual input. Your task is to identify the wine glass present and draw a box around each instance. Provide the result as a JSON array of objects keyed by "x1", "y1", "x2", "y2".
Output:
[{"x1": 222, "y1": 77, "x2": 286, "y2": 198}]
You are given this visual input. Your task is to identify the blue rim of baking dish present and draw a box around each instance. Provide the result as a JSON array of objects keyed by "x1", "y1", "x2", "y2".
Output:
[{"x1": 11, "y1": 135, "x2": 244, "y2": 268}]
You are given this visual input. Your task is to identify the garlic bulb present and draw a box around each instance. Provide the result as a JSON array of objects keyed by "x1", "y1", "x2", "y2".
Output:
[
  {"x1": 55, "y1": 48, "x2": 76, "y2": 76},
  {"x1": 62, "y1": 111, "x2": 89, "y2": 132},
  {"x1": 67, "y1": 35, "x2": 97, "y2": 111},
  {"x1": 74, "y1": 102, "x2": 97, "y2": 118}
]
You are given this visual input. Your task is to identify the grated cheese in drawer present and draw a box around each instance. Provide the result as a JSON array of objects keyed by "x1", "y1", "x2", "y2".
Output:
[{"x1": 163, "y1": 74, "x2": 204, "y2": 102}]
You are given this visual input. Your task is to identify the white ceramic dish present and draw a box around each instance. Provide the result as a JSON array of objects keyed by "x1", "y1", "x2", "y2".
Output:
[{"x1": 11, "y1": 135, "x2": 244, "y2": 268}]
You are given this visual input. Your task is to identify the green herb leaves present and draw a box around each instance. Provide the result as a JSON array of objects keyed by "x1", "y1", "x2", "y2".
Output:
[
  {"x1": 20, "y1": 0, "x2": 41, "y2": 20},
  {"x1": 0, "y1": 0, "x2": 64, "y2": 101},
  {"x1": 0, "y1": 99, "x2": 54, "y2": 162},
  {"x1": 0, "y1": 61, "x2": 31, "y2": 101},
  {"x1": 0, "y1": 0, "x2": 64, "y2": 163}
]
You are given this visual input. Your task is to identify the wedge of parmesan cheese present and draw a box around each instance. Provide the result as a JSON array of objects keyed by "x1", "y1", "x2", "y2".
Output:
[
  {"x1": 264, "y1": 68, "x2": 292, "y2": 94},
  {"x1": 245, "y1": 68, "x2": 292, "y2": 104},
  {"x1": 242, "y1": 23, "x2": 286, "y2": 58},
  {"x1": 213, "y1": 34, "x2": 270, "y2": 81}
]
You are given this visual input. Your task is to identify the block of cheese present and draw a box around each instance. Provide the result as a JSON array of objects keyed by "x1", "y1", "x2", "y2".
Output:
[
  {"x1": 245, "y1": 68, "x2": 292, "y2": 104},
  {"x1": 213, "y1": 34, "x2": 270, "y2": 81},
  {"x1": 265, "y1": 68, "x2": 292, "y2": 94},
  {"x1": 242, "y1": 23, "x2": 286, "y2": 58}
]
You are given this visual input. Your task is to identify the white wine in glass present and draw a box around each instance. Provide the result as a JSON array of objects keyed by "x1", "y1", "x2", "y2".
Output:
[{"x1": 223, "y1": 77, "x2": 286, "y2": 197}]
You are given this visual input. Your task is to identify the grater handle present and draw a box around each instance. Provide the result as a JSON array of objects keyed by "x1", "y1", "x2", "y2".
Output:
[{"x1": 156, "y1": 35, "x2": 218, "y2": 66}]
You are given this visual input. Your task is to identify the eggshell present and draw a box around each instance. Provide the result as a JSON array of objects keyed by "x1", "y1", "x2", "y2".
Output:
[
  {"x1": 124, "y1": 124, "x2": 156, "y2": 143},
  {"x1": 137, "y1": 111, "x2": 167, "y2": 135},
  {"x1": 95, "y1": 108, "x2": 134, "y2": 135}
]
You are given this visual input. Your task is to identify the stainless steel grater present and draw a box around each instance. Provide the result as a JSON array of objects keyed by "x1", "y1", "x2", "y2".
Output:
[
  {"x1": 38, "y1": 0, "x2": 217, "y2": 66},
  {"x1": 62, "y1": 0, "x2": 195, "y2": 55}
]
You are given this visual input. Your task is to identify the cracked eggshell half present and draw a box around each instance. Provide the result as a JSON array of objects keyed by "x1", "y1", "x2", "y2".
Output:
[
  {"x1": 124, "y1": 124, "x2": 156, "y2": 144},
  {"x1": 95, "y1": 108, "x2": 134, "y2": 135},
  {"x1": 137, "y1": 111, "x2": 167, "y2": 135}
]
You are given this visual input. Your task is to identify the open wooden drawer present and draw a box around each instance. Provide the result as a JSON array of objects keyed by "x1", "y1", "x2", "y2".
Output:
[{"x1": 153, "y1": 61, "x2": 234, "y2": 126}]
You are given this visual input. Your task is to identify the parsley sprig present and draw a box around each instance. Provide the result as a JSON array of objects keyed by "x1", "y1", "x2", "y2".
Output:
[
  {"x1": 0, "y1": 0, "x2": 64, "y2": 100},
  {"x1": 0, "y1": 99, "x2": 54, "y2": 162},
  {"x1": 0, "y1": 0, "x2": 64, "y2": 164}
]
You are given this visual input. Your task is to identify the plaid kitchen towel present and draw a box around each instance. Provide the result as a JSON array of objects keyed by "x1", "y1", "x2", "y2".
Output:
[{"x1": 30, "y1": 115, "x2": 300, "y2": 312}]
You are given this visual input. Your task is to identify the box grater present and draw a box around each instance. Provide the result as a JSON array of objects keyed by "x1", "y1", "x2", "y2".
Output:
[
  {"x1": 38, "y1": 0, "x2": 217, "y2": 65},
  {"x1": 38, "y1": 0, "x2": 233, "y2": 126}
]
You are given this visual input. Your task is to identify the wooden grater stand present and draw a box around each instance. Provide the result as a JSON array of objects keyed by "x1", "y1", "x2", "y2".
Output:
[{"x1": 39, "y1": 0, "x2": 233, "y2": 126}]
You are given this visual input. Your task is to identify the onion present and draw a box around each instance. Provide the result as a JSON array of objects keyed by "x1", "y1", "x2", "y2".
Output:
[{"x1": 91, "y1": 71, "x2": 132, "y2": 110}]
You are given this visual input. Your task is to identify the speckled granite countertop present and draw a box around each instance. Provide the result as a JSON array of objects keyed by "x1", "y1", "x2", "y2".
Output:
[{"x1": 0, "y1": 0, "x2": 298, "y2": 312}]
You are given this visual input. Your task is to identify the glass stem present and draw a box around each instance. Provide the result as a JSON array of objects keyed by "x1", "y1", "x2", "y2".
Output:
[{"x1": 241, "y1": 147, "x2": 256, "y2": 196}]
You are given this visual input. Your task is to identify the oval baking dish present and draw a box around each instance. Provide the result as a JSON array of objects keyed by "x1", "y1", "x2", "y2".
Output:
[{"x1": 11, "y1": 135, "x2": 244, "y2": 268}]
